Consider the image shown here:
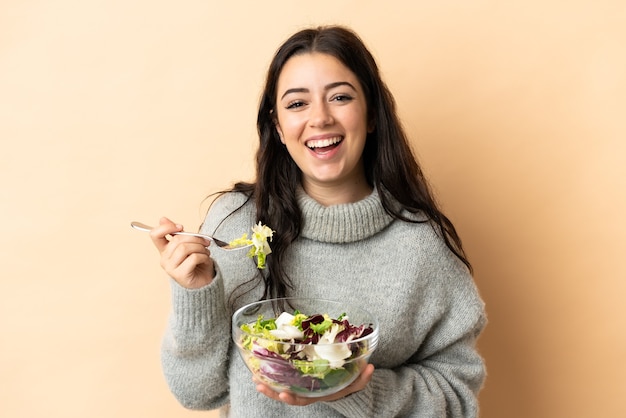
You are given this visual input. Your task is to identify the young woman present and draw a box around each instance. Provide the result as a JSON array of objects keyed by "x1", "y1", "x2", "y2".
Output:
[{"x1": 148, "y1": 26, "x2": 486, "y2": 417}]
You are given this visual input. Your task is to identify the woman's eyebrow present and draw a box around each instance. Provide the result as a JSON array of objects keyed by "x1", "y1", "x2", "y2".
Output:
[
  {"x1": 281, "y1": 87, "x2": 308, "y2": 100},
  {"x1": 325, "y1": 81, "x2": 357, "y2": 92},
  {"x1": 280, "y1": 81, "x2": 357, "y2": 100}
]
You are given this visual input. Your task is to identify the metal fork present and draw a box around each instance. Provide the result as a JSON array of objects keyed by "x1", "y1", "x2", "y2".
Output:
[{"x1": 130, "y1": 221, "x2": 251, "y2": 251}]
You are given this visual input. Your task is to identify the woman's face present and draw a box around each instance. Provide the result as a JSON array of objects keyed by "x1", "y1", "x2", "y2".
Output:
[{"x1": 274, "y1": 52, "x2": 371, "y2": 196}]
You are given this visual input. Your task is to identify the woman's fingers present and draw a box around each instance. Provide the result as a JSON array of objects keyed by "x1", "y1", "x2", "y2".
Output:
[
  {"x1": 161, "y1": 238, "x2": 211, "y2": 274},
  {"x1": 159, "y1": 236, "x2": 214, "y2": 286},
  {"x1": 150, "y1": 217, "x2": 183, "y2": 253},
  {"x1": 255, "y1": 363, "x2": 375, "y2": 406},
  {"x1": 150, "y1": 217, "x2": 215, "y2": 288}
]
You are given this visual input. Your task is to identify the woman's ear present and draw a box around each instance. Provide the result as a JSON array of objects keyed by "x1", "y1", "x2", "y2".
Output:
[
  {"x1": 275, "y1": 123, "x2": 285, "y2": 144},
  {"x1": 367, "y1": 112, "x2": 376, "y2": 133},
  {"x1": 271, "y1": 109, "x2": 285, "y2": 144},
  {"x1": 367, "y1": 119, "x2": 375, "y2": 133}
]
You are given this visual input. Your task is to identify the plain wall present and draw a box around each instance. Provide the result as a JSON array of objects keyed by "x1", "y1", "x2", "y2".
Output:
[{"x1": 1, "y1": 1, "x2": 624, "y2": 417}]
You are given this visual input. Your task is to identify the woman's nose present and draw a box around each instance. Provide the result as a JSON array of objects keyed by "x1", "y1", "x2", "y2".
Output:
[{"x1": 309, "y1": 102, "x2": 334, "y2": 127}]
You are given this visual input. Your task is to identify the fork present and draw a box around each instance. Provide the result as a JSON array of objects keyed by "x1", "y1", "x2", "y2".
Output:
[{"x1": 130, "y1": 221, "x2": 251, "y2": 251}]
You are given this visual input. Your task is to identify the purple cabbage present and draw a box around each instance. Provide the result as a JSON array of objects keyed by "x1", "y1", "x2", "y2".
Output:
[{"x1": 252, "y1": 346, "x2": 321, "y2": 390}]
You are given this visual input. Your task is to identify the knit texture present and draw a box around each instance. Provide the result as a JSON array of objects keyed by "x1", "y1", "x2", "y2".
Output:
[{"x1": 160, "y1": 188, "x2": 486, "y2": 417}]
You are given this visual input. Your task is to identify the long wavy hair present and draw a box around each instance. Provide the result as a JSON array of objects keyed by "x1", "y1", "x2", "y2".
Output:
[{"x1": 214, "y1": 26, "x2": 471, "y2": 303}]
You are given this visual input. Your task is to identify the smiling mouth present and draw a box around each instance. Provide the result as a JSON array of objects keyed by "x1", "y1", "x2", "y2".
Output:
[{"x1": 306, "y1": 136, "x2": 343, "y2": 152}]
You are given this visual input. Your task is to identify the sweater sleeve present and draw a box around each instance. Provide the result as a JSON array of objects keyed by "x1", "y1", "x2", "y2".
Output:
[
  {"x1": 160, "y1": 266, "x2": 231, "y2": 410},
  {"x1": 326, "y1": 241, "x2": 487, "y2": 417},
  {"x1": 160, "y1": 192, "x2": 255, "y2": 411}
]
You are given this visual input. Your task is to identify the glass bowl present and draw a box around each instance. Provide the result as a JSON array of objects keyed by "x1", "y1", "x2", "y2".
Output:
[{"x1": 232, "y1": 297, "x2": 379, "y2": 398}]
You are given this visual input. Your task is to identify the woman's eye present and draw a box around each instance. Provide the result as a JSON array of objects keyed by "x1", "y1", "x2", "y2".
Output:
[
  {"x1": 332, "y1": 94, "x2": 353, "y2": 103},
  {"x1": 286, "y1": 100, "x2": 306, "y2": 109}
]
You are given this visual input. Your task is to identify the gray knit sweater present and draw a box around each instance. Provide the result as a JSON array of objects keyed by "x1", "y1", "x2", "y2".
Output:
[{"x1": 161, "y1": 188, "x2": 486, "y2": 417}]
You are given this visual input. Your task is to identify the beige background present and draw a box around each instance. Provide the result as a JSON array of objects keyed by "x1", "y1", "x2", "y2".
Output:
[{"x1": 1, "y1": 1, "x2": 624, "y2": 417}]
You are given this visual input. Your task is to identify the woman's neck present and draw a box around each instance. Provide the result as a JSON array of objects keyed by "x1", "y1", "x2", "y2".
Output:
[{"x1": 302, "y1": 178, "x2": 373, "y2": 206}]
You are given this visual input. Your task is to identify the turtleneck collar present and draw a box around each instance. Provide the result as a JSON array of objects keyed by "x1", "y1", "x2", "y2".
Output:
[{"x1": 296, "y1": 187, "x2": 395, "y2": 244}]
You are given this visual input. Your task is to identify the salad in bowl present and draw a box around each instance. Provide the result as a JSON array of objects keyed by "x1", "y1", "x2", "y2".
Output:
[{"x1": 232, "y1": 297, "x2": 379, "y2": 397}]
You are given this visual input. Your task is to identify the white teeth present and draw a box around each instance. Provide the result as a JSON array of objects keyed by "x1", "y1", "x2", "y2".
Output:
[{"x1": 306, "y1": 137, "x2": 342, "y2": 149}]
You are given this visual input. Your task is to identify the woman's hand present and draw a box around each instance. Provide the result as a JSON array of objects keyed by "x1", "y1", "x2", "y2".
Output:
[
  {"x1": 254, "y1": 363, "x2": 375, "y2": 406},
  {"x1": 149, "y1": 217, "x2": 215, "y2": 289}
]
